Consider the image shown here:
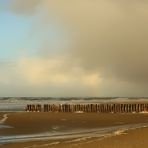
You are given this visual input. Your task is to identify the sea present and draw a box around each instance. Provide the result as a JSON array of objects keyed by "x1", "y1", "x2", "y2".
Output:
[
  {"x1": 0, "y1": 97, "x2": 148, "y2": 112},
  {"x1": 0, "y1": 97, "x2": 148, "y2": 145}
]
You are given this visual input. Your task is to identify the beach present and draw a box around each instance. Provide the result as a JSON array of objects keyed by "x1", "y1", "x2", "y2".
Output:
[
  {"x1": 0, "y1": 114, "x2": 4, "y2": 120},
  {"x1": 4, "y1": 127, "x2": 148, "y2": 148},
  {"x1": 1, "y1": 112, "x2": 148, "y2": 147}
]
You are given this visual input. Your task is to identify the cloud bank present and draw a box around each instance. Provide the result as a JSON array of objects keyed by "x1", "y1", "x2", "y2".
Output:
[{"x1": 2, "y1": 0, "x2": 148, "y2": 96}]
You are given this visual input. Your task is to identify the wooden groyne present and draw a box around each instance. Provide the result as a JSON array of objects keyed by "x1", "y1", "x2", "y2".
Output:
[
  {"x1": 26, "y1": 104, "x2": 42, "y2": 112},
  {"x1": 26, "y1": 103, "x2": 148, "y2": 113}
]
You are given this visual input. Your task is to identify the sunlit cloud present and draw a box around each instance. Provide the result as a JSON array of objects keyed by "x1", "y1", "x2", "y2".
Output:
[{"x1": 1, "y1": 0, "x2": 148, "y2": 96}]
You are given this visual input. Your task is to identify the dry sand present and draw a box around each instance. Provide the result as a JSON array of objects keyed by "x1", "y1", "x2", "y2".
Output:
[{"x1": 1, "y1": 112, "x2": 148, "y2": 148}]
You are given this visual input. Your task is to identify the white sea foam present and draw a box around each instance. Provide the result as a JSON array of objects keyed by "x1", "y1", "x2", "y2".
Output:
[
  {"x1": 51, "y1": 126, "x2": 60, "y2": 130},
  {"x1": 65, "y1": 137, "x2": 91, "y2": 143},
  {"x1": 24, "y1": 141, "x2": 60, "y2": 148},
  {"x1": 140, "y1": 111, "x2": 148, "y2": 114},
  {"x1": 0, "y1": 114, "x2": 12, "y2": 129},
  {"x1": 75, "y1": 111, "x2": 84, "y2": 113},
  {"x1": 0, "y1": 114, "x2": 8, "y2": 124},
  {"x1": 113, "y1": 129, "x2": 127, "y2": 136}
]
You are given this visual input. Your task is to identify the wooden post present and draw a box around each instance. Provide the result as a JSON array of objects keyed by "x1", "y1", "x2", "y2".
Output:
[{"x1": 26, "y1": 104, "x2": 29, "y2": 111}]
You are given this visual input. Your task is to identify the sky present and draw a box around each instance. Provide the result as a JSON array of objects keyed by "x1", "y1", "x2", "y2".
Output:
[{"x1": 0, "y1": 0, "x2": 148, "y2": 97}]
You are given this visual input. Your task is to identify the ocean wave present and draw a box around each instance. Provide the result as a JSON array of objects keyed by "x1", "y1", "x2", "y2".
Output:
[{"x1": 0, "y1": 97, "x2": 148, "y2": 111}]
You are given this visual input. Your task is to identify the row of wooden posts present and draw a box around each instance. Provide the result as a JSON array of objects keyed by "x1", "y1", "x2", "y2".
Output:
[{"x1": 26, "y1": 103, "x2": 148, "y2": 113}]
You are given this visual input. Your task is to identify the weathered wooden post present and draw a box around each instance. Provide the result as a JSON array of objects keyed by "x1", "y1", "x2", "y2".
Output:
[
  {"x1": 126, "y1": 104, "x2": 129, "y2": 113},
  {"x1": 51, "y1": 104, "x2": 53, "y2": 112},
  {"x1": 65, "y1": 104, "x2": 68, "y2": 112},
  {"x1": 30, "y1": 105, "x2": 32, "y2": 111},
  {"x1": 109, "y1": 104, "x2": 112, "y2": 113},
  {"x1": 136, "y1": 104, "x2": 139, "y2": 113},
  {"x1": 113, "y1": 104, "x2": 116, "y2": 113},
  {"x1": 73, "y1": 104, "x2": 75, "y2": 112},
  {"x1": 106, "y1": 104, "x2": 108, "y2": 112},
  {"x1": 138, "y1": 104, "x2": 140, "y2": 113},
  {"x1": 129, "y1": 104, "x2": 132, "y2": 113},
  {"x1": 134, "y1": 104, "x2": 137, "y2": 112},
  {"x1": 75, "y1": 104, "x2": 77, "y2": 112},
  {"x1": 104, "y1": 104, "x2": 107, "y2": 113},
  {"x1": 132, "y1": 104, "x2": 134, "y2": 112},
  {"x1": 123, "y1": 104, "x2": 126, "y2": 113},
  {"x1": 110, "y1": 104, "x2": 113, "y2": 113},
  {"x1": 64, "y1": 104, "x2": 67, "y2": 112},
  {"x1": 146, "y1": 104, "x2": 148, "y2": 112},
  {"x1": 83, "y1": 104, "x2": 86, "y2": 112},
  {"x1": 100, "y1": 104, "x2": 102, "y2": 113},
  {"x1": 48, "y1": 104, "x2": 51, "y2": 112},
  {"x1": 116, "y1": 104, "x2": 119, "y2": 113},
  {"x1": 36, "y1": 104, "x2": 41, "y2": 112},
  {"x1": 97, "y1": 104, "x2": 99, "y2": 113},
  {"x1": 118, "y1": 104, "x2": 121, "y2": 113},
  {"x1": 101, "y1": 104, "x2": 103, "y2": 113},
  {"x1": 68, "y1": 104, "x2": 71, "y2": 112},
  {"x1": 139, "y1": 104, "x2": 142, "y2": 112},
  {"x1": 122, "y1": 104, "x2": 124, "y2": 113},
  {"x1": 126, "y1": 104, "x2": 128, "y2": 113},
  {"x1": 32, "y1": 105, "x2": 35, "y2": 112},
  {"x1": 63, "y1": 104, "x2": 66, "y2": 112},
  {"x1": 107, "y1": 104, "x2": 109, "y2": 113},
  {"x1": 92, "y1": 104, "x2": 95, "y2": 112},
  {"x1": 89, "y1": 104, "x2": 91, "y2": 112},
  {"x1": 117, "y1": 104, "x2": 119, "y2": 113},
  {"x1": 127, "y1": 103, "x2": 129, "y2": 113},
  {"x1": 69, "y1": 104, "x2": 72, "y2": 112},
  {"x1": 87, "y1": 104, "x2": 89, "y2": 112},
  {"x1": 142, "y1": 104, "x2": 145, "y2": 112},
  {"x1": 80, "y1": 104, "x2": 82, "y2": 112},
  {"x1": 108, "y1": 104, "x2": 111, "y2": 113},
  {"x1": 31, "y1": 104, "x2": 33, "y2": 112},
  {"x1": 28, "y1": 104, "x2": 31, "y2": 111},
  {"x1": 95, "y1": 104, "x2": 97, "y2": 112},
  {"x1": 26, "y1": 104, "x2": 29, "y2": 111},
  {"x1": 44, "y1": 104, "x2": 47, "y2": 112}
]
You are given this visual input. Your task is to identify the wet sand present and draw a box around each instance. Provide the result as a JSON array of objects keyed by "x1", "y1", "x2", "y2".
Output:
[
  {"x1": 0, "y1": 113, "x2": 5, "y2": 120},
  {"x1": 11, "y1": 127, "x2": 147, "y2": 148},
  {"x1": 1, "y1": 112, "x2": 148, "y2": 148}
]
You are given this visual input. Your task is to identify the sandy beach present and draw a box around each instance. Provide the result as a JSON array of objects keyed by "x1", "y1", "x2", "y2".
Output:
[
  {"x1": 1, "y1": 112, "x2": 148, "y2": 148},
  {"x1": 0, "y1": 114, "x2": 4, "y2": 120},
  {"x1": 2, "y1": 127, "x2": 148, "y2": 148}
]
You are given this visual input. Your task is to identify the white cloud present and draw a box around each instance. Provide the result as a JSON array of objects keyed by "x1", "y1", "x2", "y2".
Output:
[{"x1": 17, "y1": 56, "x2": 102, "y2": 86}]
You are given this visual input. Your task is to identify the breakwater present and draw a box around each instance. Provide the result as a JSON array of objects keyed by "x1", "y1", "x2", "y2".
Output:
[{"x1": 26, "y1": 103, "x2": 148, "y2": 113}]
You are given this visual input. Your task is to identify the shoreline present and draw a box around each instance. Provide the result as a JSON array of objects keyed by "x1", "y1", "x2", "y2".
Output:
[
  {"x1": 1, "y1": 112, "x2": 148, "y2": 147},
  {"x1": 2, "y1": 126, "x2": 148, "y2": 148},
  {"x1": 1, "y1": 122, "x2": 147, "y2": 145}
]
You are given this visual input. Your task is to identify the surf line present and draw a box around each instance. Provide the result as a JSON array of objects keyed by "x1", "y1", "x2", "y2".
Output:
[{"x1": 0, "y1": 114, "x2": 8, "y2": 124}]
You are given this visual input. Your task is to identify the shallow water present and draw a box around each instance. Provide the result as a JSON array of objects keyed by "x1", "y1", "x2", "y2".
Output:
[
  {"x1": 0, "y1": 123, "x2": 148, "y2": 144},
  {"x1": 0, "y1": 114, "x2": 12, "y2": 129},
  {"x1": 0, "y1": 125, "x2": 12, "y2": 129}
]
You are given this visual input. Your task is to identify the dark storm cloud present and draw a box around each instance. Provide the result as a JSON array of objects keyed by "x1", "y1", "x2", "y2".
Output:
[{"x1": 4, "y1": 0, "x2": 148, "y2": 96}]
